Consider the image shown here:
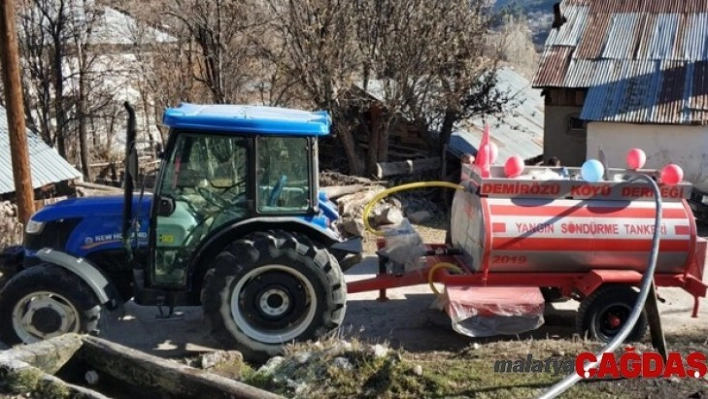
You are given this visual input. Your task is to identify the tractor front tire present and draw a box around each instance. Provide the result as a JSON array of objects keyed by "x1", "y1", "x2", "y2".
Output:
[
  {"x1": 201, "y1": 231, "x2": 347, "y2": 363},
  {"x1": 0, "y1": 264, "x2": 102, "y2": 345},
  {"x1": 576, "y1": 284, "x2": 648, "y2": 343}
]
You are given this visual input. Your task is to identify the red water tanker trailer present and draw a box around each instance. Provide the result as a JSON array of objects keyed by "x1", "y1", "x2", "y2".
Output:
[{"x1": 347, "y1": 164, "x2": 708, "y2": 343}]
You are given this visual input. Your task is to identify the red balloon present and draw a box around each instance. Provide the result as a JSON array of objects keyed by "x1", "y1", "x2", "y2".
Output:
[
  {"x1": 660, "y1": 164, "x2": 683, "y2": 186},
  {"x1": 626, "y1": 148, "x2": 646, "y2": 169},
  {"x1": 504, "y1": 155, "x2": 524, "y2": 178}
]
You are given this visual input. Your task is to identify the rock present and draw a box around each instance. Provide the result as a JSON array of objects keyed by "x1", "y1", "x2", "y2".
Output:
[
  {"x1": 330, "y1": 340, "x2": 353, "y2": 353},
  {"x1": 339, "y1": 188, "x2": 383, "y2": 218},
  {"x1": 370, "y1": 344, "x2": 388, "y2": 358},
  {"x1": 375, "y1": 206, "x2": 404, "y2": 226},
  {"x1": 412, "y1": 365, "x2": 423, "y2": 376},
  {"x1": 472, "y1": 343, "x2": 480, "y2": 350},
  {"x1": 257, "y1": 356, "x2": 284, "y2": 375},
  {"x1": 199, "y1": 350, "x2": 243, "y2": 369},
  {"x1": 342, "y1": 218, "x2": 365, "y2": 236},
  {"x1": 407, "y1": 210, "x2": 431, "y2": 224},
  {"x1": 294, "y1": 351, "x2": 312, "y2": 365},
  {"x1": 332, "y1": 357, "x2": 353, "y2": 370}
]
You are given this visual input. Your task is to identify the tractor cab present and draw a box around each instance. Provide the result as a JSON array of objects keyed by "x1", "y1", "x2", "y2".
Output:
[
  {"x1": 141, "y1": 104, "x2": 333, "y2": 288},
  {"x1": 0, "y1": 103, "x2": 360, "y2": 361}
]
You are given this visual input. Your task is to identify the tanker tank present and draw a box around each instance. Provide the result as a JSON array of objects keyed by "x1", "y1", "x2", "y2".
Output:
[{"x1": 449, "y1": 164, "x2": 696, "y2": 274}]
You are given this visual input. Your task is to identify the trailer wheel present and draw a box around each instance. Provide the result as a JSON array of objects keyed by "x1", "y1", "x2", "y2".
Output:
[
  {"x1": 576, "y1": 285, "x2": 648, "y2": 343},
  {"x1": 201, "y1": 230, "x2": 346, "y2": 363},
  {"x1": 0, "y1": 264, "x2": 101, "y2": 345}
]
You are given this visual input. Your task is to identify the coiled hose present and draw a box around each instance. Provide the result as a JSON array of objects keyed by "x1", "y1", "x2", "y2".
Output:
[
  {"x1": 362, "y1": 181, "x2": 463, "y2": 236},
  {"x1": 536, "y1": 174, "x2": 663, "y2": 399}
]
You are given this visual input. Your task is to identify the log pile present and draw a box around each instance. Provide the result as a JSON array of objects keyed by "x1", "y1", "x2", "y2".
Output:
[
  {"x1": 0, "y1": 202, "x2": 23, "y2": 250},
  {"x1": 319, "y1": 170, "x2": 440, "y2": 238},
  {"x1": 0, "y1": 201, "x2": 16, "y2": 218}
]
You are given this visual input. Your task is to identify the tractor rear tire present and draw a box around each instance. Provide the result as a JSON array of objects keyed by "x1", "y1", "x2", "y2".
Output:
[
  {"x1": 0, "y1": 264, "x2": 102, "y2": 345},
  {"x1": 201, "y1": 230, "x2": 347, "y2": 363},
  {"x1": 576, "y1": 284, "x2": 648, "y2": 343}
]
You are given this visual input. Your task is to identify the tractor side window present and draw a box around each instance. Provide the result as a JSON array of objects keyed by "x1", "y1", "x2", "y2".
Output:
[{"x1": 256, "y1": 136, "x2": 311, "y2": 213}]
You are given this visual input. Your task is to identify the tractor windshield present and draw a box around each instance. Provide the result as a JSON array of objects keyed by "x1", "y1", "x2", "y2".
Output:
[{"x1": 256, "y1": 136, "x2": 312, "y2": 213}]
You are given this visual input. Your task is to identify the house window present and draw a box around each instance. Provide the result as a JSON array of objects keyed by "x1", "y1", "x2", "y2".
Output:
[{"x1": 567, "y1": 114, "x2": 587, "y2": 137}]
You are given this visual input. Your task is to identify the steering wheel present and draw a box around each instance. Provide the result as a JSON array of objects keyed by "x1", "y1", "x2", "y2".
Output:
[
  {"x1": 268, "y1": 175, "x2": 288, "y2": 206},
  {"x1": 197, "y1": 181, "x2": 246, "y2": 208}
]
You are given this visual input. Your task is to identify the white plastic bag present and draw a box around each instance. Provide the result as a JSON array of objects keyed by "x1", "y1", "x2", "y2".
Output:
[{"x1": 379, "y1": 218, "x2": 426, "y2": 267}]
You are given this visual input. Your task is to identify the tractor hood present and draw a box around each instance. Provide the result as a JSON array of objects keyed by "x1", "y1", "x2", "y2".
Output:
[{"x1": 30, "y1": 194, "x2": 153, "y2": 223}]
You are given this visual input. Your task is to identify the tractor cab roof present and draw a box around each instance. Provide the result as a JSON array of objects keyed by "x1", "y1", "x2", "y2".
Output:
[{"x1": 162, "y1": 103, "x2": 331, "y2": 136}]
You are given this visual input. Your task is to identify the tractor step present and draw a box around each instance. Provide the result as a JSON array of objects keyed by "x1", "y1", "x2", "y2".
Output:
[
  {"x1": 438, "y1": 285, "x2": 545, "y2": 338},
  {"x1": 154, "y1": 294, "x2": 185, "y2": 321}
]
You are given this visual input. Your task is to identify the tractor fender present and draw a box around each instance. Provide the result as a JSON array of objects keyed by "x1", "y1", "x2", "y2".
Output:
[
  {"x1": 186, "y1": 217, "x2": 340, "y2": 298},
  {"x1": 35, "y1": 248, "x2": 122, "y2": 310}
]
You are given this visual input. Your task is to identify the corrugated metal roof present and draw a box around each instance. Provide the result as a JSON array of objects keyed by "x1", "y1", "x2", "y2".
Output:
[
  {"x1": 448, "y1": 68, "x2": 544, "y2": 161},
  {"x1": 535, "y1": 46, "x2": 574, "y2": 87},
  {"x1": 533, "y1": 0, "x2": 708, "y2": 124},
  {"x1": 0, "y1": 106, "x2": 83, "y2": 195}
]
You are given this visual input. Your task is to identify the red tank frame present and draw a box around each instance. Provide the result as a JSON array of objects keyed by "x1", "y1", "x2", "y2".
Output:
[{"x1": 347, "y1": 165, "x2": 708, "y2": 319}]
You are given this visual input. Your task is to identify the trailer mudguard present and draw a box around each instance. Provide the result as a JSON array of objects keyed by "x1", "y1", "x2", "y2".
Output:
[{"x1": 35, "y1": 248, "x2": 122, "y2": 309}]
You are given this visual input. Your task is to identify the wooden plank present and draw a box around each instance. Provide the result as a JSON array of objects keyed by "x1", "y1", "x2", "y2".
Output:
[
  {"x1": 74, "y1": 181, "x2": 123, "y2": 192},
  {"x1": 79, "y1": 336, "x2": 285, "y2": 399},
  {"x1": 320, "y1": 184, "x2": 367, "y2": 199},
  {"x1": 375, "y1": 157, "x2": 441, "y2": 178}
]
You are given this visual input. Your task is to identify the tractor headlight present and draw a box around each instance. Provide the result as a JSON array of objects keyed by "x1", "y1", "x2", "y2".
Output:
[
  {"x1": 25, "y1": 219, "x2": 44, "y2": 234},
  {"x1": 702, "y1": 195, "x2": 708, "y2": 205}
]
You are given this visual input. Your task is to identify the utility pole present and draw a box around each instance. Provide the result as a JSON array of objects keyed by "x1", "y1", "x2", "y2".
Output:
[{"x1": 0, "y1": 0, "x2": 35, "y2": 224}]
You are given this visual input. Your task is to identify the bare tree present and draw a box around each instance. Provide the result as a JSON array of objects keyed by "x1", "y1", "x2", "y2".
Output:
[
  {"x1": 489, "y1": 14, "x2": 539, "y2": 80},
  {"x1": 351, "y1": 0, "x2": 515, "y2": 174},
  {"x1": 163, "y1": 0, "x2": 261, "y2": 104},
  {"x1": 16, "y1": 0, "x2": 71, "y2": 155},
  {"x1": 17, "y1": 0, "x2": 126, "y2": 179},
  {"x1": 261, "y1": 0, "x2": 364, "y2": 174}
]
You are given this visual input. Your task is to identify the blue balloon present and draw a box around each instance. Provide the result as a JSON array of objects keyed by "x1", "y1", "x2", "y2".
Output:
[{"x1": 581, "y1": 159, "x2": 605, "y2": 182}]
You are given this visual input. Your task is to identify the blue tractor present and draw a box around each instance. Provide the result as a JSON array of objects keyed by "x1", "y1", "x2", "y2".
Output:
[{"x1": 0, "y1": 103, "x2": 362, "y2": 361}]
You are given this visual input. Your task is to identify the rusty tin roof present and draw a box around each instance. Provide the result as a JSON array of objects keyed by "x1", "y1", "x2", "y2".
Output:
[{"x1": 532, "y1": 0, "x2": 708, "y2": 124}]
